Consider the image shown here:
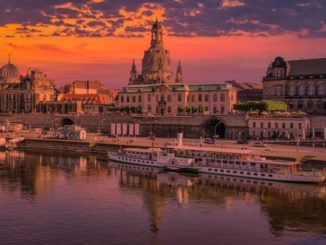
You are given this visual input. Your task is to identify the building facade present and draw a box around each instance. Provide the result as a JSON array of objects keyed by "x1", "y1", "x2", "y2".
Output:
[
  {"x1": 248, "y1": 116, "x2": 310, "y2": 140},
  {"x1": 262, "y1": 57, "x2": 326, "y2": 114},
  {"x1": 117, "y1": 20, "x2": 237, "y2": 115},
  {"x1": 226, "y1": 80, "x2": 262, "y2": 102},
  {"x1": 0, "y1": 60, "x2": 55, "y2": 113}
]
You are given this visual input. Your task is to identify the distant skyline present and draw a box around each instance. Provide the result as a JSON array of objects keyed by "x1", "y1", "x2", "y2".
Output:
[{"x1": 1, "y1": 0, "x2": 326, "y2": 88}]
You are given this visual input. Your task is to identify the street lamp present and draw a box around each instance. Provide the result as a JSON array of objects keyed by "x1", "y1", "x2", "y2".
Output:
[{"x1": 214, "y1": 121, "x2": 222, "y2": 144}]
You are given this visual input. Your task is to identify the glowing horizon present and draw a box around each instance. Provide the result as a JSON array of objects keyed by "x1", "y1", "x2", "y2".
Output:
[{"x1": 1, "y1": 0, "x2": 326, "y2": 88}]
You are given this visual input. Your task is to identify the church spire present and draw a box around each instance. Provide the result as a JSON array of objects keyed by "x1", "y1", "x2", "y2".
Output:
[
  {"x1": 175, "y1": 60, "x2": 183, "y2": 83},
  {"x1": 129, "y1": 59, "x2": 138, "y2": 84},
  {"x1": 151, "y1": 19, "x2": 163, "y2": 48},
  {"x1": 8, "y1": 53, "x2": 12, "y2": 64}
]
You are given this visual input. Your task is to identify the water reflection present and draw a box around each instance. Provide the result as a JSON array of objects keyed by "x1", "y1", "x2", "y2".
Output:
[{"x1": 0, "y1": 151, "x2": 325, "y2": 244}]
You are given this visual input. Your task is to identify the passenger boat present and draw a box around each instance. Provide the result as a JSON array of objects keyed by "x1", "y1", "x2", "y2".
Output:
[
  {"x1": 108, "y1": 147, "x2": 197, "y2": 173},
  {"x1": 166, "y1": 133, "x2": 325, "y2": 184}
]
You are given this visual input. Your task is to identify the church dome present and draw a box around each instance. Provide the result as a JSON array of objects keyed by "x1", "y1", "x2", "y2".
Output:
[{"x1": 0, "y1": 61, "x2": 20, "y2": 83}]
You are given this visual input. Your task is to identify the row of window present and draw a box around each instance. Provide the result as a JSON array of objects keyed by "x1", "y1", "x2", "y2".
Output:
[
  {"x1": 120, "y1": 93, "x2": 227, "y2": 103},
  {"x1": 252, "y1": 121, "x2": 305, "y2": 129},
  {"x1": 207, "y1": 168, "x2": 273, "y2": 178},
  {"x1": 275, "y1": 83, "x2": 326, "y2": 96},
  {"x1": 147, "y1": 105, "x2": 226, "y2": 113}
]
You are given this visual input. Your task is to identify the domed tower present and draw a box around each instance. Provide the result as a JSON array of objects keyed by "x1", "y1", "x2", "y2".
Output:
[
  {"x1": 0, "y1": 56, "x2": 20, "y2": 84},
  {"x1": 141, "y1": 19, "x2": 173, "y2": 84},
  {"x1": 265, "y1": 56, "x2": 288, "y2": 79}
]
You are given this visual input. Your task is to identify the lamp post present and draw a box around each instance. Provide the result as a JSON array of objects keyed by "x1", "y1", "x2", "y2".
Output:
[{"x1": 214, "y1": 122, "x2": 222, "y2": 144}]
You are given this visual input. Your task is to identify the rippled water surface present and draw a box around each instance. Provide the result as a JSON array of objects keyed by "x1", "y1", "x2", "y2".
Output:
[{"x1": 0, "y1": 150, "x2": 325, "y2": 245}]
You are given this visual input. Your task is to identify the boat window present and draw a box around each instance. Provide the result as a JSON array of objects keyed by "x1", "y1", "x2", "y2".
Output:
[
  {"x1": 240, "y1": 171, "x2": 244, "y2": 174},
  {"x1": 220, "y1": 170, "x2": 224, "y2": 172},
  {"x1": 208, "y1": 168, "x2": 212, "y2": 171},
  {"x1": 261, "y1": 174, "x2": 265, "y2": 176},
  {"x1": 268, "y1": 174, "x2": 273, "y2": 177},
  {"x1": 233, "y1": 171, "x2": 237, "y2": 174},
  {"x1": 254, "y1": 173, "x2": 258, "y2": 176},
  {"x1": 227, "y1": 170, "x2": 230, "y2": 173},
  {"x1": 247, "y1": 172, "x2": 251, "y2": 175}
]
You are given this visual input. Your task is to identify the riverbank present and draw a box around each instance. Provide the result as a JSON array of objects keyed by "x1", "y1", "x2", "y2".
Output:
[{"x1": 17, "y1": 138, "x2": 326, "y2": 166}]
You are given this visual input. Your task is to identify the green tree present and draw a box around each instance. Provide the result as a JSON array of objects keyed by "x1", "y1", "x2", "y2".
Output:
[
  {"x1": 124, "y1": 106, "x2": 130, "y2": 113},
  {"x1": 178, "y1": 106, "x2": 184, "y2": 113}
]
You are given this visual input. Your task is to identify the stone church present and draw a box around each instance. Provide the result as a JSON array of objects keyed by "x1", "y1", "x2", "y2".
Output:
[
  {"x1": 117, "y1": 20, "x2": 237, "y2": 115},
  {"x1": 262, "y1": 56, "x2": 326, "y2": 114},
  {"x1": 0, "y1": 58, "x2": 55, "y2": 113}
]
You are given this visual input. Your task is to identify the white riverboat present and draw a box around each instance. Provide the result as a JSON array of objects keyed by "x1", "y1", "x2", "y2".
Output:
[
  {"x1": 108, "y1": 147, "x2": 197, "y2": 173},
  {"x1": 167, "y1": 133, "x2": 325, "y2": 184}
]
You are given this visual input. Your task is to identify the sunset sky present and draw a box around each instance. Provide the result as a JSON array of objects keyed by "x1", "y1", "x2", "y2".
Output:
[{"x1": 1, "y1": 0, "x2": 326, "y2": 88}]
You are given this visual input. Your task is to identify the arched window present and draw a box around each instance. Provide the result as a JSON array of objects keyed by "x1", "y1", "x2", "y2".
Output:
[
  {"x1": 198, "y1": 94, "x2": 202, "y2": 102},
  {"x1": 297, "y1": 100, "x2": 304, "y2": 109},
  {"x1": 221, "y1": 93, "x2": 225, "y2": 102},
  {"x1": 288, "y1": 85, "x2": 296, "y2": 96},
  {"x1": 275, "y1": 86, "x2": 282, "y2": 96},
  {"x1": 307, "y1": 100, "x2": 313, "y2": 109},
  {"x1": 178, "y1": 94, "x2": 182, "y2": 102},
  {"x1": 120, "y1": 96, "x2": 124, "y2": 103},
  {"x1": 318, "y1": 84, "x2": 326, "y2": 96},
  {"x1": 204, "y1": 94, "x2": 209, "y2": 102},
  {"x1": 307, "y1": 84, "x2": 316, "y2": 96},
  {"x1": 298, "y1": 85, "x2": 305, "y2": 96},
  {"x1": 167, "y1": 95, "x2": 172, "y2": 102},
  {"x1": 138, "y1": 95, "x2": 142, "y2": 103},
  {"x1": 213, "y1": 94, "x2": 218, "y2": 102},
  {"x1": 127, "y1": 96, "x2": 130, "y2": 103}
]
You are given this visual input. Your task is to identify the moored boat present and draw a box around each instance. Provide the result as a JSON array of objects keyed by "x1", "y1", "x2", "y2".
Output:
[
  {"x1": 167, "y1": 133, "x2": 325, "y2": 184},
  {"x1": 108, "y1": 147, "x2": 197, "y2": 173}
]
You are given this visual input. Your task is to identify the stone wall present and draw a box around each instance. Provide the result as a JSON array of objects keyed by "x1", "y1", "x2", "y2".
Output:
[{"x1": 0, "y1": 113, "x2": 248, "y2": 139}]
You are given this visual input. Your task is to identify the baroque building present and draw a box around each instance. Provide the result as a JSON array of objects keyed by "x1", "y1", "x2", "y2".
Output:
[
  {"x1": 262, "y1": 57, "x2": 326, "y2": 114},
  {"x1": 117, "y1": 20, "x2": 237, "y2": 115},
  {"x1": 0, "y1": 59, "x2": 55, "y2": 113}
]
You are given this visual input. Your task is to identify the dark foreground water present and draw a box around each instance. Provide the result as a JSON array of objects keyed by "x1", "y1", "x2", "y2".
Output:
[{"x1": 0, "y1": 151, "x2": 325, "y2": 245}]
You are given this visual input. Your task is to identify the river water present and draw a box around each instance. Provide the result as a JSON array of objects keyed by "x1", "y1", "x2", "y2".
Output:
[{"x1": 0, "y1": 150, "x2": 325, "y2": 245}]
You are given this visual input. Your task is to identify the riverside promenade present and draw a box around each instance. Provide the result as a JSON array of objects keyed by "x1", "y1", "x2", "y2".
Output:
[{"x1": 2, "y1": 130, "x2": 326, "y2": 164}]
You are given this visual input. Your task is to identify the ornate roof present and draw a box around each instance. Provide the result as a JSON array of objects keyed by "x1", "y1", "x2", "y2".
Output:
[{"x1": 0, "y1": 61, "x2": 20, "y2": 84}]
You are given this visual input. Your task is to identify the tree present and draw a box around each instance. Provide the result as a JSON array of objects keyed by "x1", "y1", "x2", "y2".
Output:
[
  {"x1": 185, "y1": 106, "x2": 191, "y2": 113},
  {"x1": 191, "y1": 106, "x2": 198, "y2": 113},
  {"x1": 178, "y1": 106, "x2": 184, "y2": 113},
  {"x1": 233, "y1": 100, "x2": 287, "y2": 112},
  {"x1": 124, "y1": 106, "x2": 130, "y2": 113},
  {"x1": 198, "y1": 105, "x2": 204, "y2": 113},
  {"x1": 130, "y1": 106, "x2": 137, "y2": 113}
]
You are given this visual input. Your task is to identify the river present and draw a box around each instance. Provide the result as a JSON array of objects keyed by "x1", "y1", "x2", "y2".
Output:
[{"x1": 0, "y1": 150, "x2": 325, "y2": 245}]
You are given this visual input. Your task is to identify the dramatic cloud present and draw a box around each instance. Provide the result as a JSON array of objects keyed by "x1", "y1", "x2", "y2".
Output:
[{"x1": 0, "y1": 0, "x2": 325, "y2": 38}]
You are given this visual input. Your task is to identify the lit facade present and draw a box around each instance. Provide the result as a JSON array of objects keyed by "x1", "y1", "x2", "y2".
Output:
[
  {"x1": 0, "y1": 60, "x2": 55, "y2": 113},
  {"x1": 248, "y1": 116, "x2": 310, "y2": 139},
  {"x1": 262, "y1": 57, "x2": 326, "y2": 114},
  {"x1": 117, "y1": 20, "x2": 237, "y2": 115}
]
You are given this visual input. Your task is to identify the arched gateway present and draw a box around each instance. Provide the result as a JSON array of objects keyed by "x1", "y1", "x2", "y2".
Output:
[
  {"x1": 202, "y1": 118, "x2": 226, "y2": 138},
  {"x1": 61, "y1": 117, "x2": 75, "y2": 127}
]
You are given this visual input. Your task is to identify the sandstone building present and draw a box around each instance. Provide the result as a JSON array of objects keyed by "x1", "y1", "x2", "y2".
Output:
[
  {"x1": 262, "y1": 57, "x2": 326, "y2": 114},
  {"x1": 0, "y1": 59, "x2": 55, "y2": 113},
  {"x1": 117, "y1": 20, "x2": 237, "y2": 115}
]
